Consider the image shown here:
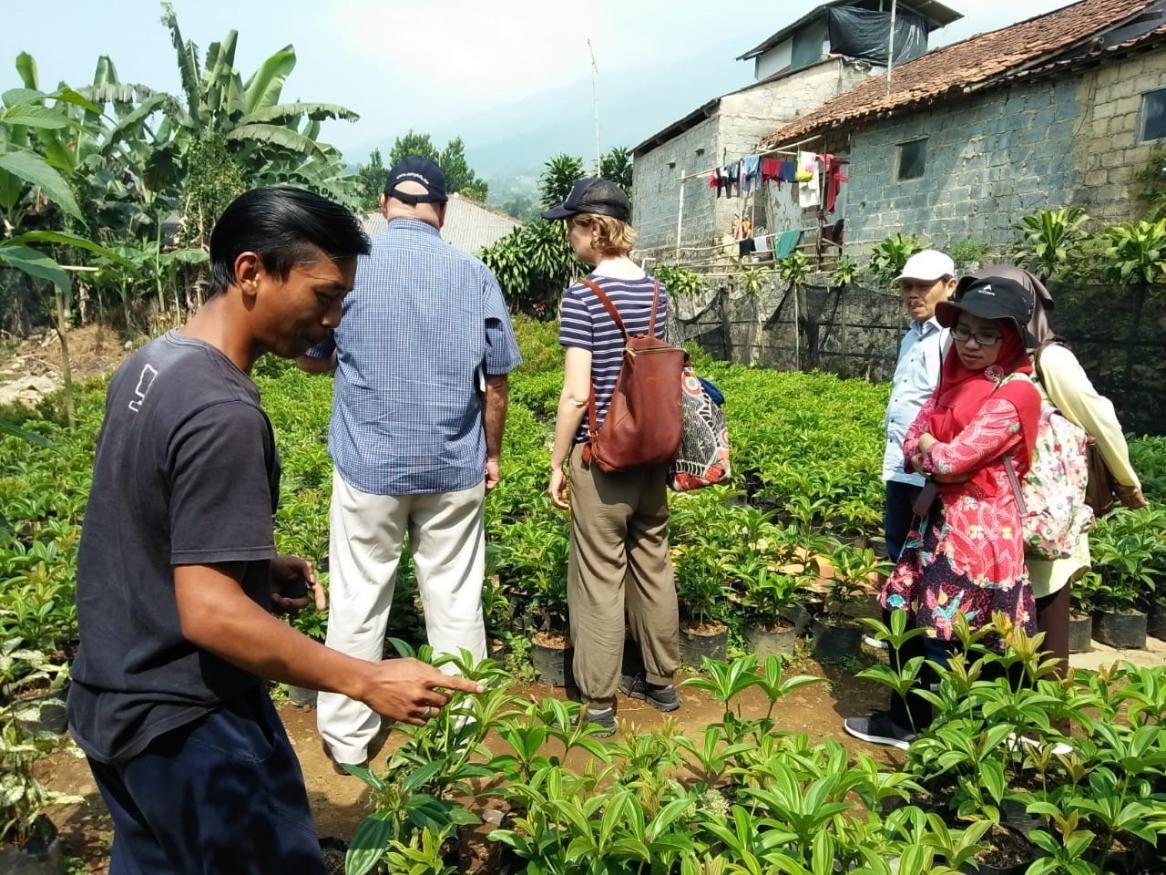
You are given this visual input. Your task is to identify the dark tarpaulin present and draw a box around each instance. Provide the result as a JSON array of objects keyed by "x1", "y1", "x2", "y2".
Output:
[{"x1": 826, "y1": 7, "x2": 928, "y2": 65}]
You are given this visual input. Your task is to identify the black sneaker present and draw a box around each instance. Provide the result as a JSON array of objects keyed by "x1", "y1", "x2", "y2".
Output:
[
  {"x1": 620, "y1": 673, "x2": 680, "y2": 712},
  {"x1": 585, "y1": 707, "x2": 616, "y2": 737},
  {"x1": 842, "y1": 712, "x2": 916, "y2": 751}
]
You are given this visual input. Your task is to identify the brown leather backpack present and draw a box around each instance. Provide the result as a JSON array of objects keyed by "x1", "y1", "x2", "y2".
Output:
[{"x1": 578, "y1": 278, "x2": 687, "y2": 473}]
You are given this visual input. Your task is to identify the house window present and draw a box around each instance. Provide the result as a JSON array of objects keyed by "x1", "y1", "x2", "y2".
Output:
[
  {"x1": 1140, "y1": 88, "x2": 1166, "y2": 141},
  {"x1": 897, "y1": 138, "x2": 927, "y2": 180}
]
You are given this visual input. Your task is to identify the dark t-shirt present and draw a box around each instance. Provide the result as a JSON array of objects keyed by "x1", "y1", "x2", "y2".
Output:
[{"x1": 67, "y1": 331, "x2": 281, "y2": 764}]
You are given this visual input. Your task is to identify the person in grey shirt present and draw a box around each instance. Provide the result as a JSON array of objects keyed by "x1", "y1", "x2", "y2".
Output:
[{"x1": 882, "y1": 250, "x2": 957, "y2": 563}]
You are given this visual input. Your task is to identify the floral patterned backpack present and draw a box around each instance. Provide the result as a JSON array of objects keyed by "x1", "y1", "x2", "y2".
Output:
[{"x1": 1001, "y1": 373, "x2": 1094, "y2": 560}]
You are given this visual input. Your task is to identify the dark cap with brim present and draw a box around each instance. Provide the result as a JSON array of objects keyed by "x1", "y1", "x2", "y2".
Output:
[
  {"x1": 542, "y1": 177, "x2": 631, "y2": 222},
  {"x1": 385, "y1": 155, "x2": 448, "y2": 204},
  {"x1": 936, "y1": 275, "x2": 1038, "y2": 347}
]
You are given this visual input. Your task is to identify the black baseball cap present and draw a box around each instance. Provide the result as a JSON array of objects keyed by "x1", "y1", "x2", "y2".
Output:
[
  {"x1": 384, "y1": 155, "x2": 447, "y2": 204},
  {"x1": 936, "y1": 276, "x2": 1037, "y2": 347},
  {"x1": 541, "y1": 177, "x2": 631, "y2": 222}
]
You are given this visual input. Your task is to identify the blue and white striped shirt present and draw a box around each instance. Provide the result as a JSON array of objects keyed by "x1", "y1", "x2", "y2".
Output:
[
  {"x1": 559, "y1": 274, "x2": 669, "y2": 444},
  {"x1": 306, "y1": 219, "x2": 521, "y2": 495}
]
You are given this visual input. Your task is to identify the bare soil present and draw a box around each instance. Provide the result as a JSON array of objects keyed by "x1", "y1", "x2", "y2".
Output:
[
  {"x1": 0, "y1": 325, "x2": 133, "y2": 407},
  {"x1": 32, "y1": 657, "x2": 894, "y2": 872}
]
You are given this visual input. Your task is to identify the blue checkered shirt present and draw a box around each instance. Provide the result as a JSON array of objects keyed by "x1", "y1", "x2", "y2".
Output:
[{"x1": 305, "y1": 218, "x2": 521, "y2": 495}]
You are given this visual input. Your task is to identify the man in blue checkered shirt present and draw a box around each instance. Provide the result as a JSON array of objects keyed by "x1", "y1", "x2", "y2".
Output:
[{"x1": 297, "y1": 157, "x2": 521, "y2": 770}]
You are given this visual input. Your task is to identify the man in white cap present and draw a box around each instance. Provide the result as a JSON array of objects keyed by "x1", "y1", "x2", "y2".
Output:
[{"x1": 882, "y1": 250, "x2": 957, "y2": 564}]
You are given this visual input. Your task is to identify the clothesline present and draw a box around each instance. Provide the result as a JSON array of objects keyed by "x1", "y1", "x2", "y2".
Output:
[{"x1": 677, "y1": 134, "x2": 824, "y2": 183}]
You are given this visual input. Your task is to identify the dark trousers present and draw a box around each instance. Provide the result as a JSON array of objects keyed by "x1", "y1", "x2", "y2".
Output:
[
  {"x1": 886, "y1": 609, "x2": 953, "y2": 733},
  {"x1": 87, "y1": 688, "x2": 324, "y2": 875},
  {"x1": 884, "y1": 481, "x2": 923, "y2": 564},
  {"x1": 1036, "y1": 582, "x2": 1071, "y2": 678}
]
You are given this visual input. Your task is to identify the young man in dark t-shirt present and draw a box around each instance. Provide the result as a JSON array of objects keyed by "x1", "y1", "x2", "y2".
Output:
[{"x1": 67, "y1": 187, "x2": 484, "y2": 875}]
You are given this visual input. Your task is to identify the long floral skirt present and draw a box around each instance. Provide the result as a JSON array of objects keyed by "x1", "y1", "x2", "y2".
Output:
[{"x1": 880, "y1": 501, "x2": 1036, "y2": 648}]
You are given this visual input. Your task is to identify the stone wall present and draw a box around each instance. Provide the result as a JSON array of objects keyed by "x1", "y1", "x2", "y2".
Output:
[
  {"x1": 842, "y1": 77, "x2": 1081, "y2": 254},
  {"x1": 632, "y1": 114, "x2": 720, "y2": 252},
  {"x1": 675, "y1": 276, "x2": 1166, "y2": 436},
  {"x1": 839, "y1": 46, "x2": 1166, "y2": 256},
  {"x1": 631, "y1": 58, "x2": 872, "y2": 254},
  {"x1": 1072, "y1": 48, "x2": 1166, "y2": 224}
]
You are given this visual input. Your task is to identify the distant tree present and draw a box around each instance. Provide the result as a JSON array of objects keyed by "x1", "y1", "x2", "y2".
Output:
[
  {"x1": 354, "y1": 148, "x2": 386, "y2": 211},
  {"x1": 599, "y1": 146, "x2": 633, "y2": 195},
  {"x1": 387, "y1": 131, "x2": 487, "y2": 200},
  {"x1": 389, "y1": 130, "x2": 439, "y2": 166},
  {"x1": 439, "y1": 137, "x2": 488, "y2": 202},
  {"x1": 500, "y1": 193, "x2": 540, "y2": 223},
  {"x1": 539, "y1": 154, "x2": 585, "y2": 209}
]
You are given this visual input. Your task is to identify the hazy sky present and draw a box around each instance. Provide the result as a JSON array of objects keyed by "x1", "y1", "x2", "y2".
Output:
[{"x1": 3, "y1": 0, "x2": 1076, "y2": 161}]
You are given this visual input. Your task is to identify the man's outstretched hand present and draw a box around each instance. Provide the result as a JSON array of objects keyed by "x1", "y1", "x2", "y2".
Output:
[{"x1": 357, "y1": 658, "x2": 485, "y2": 726}]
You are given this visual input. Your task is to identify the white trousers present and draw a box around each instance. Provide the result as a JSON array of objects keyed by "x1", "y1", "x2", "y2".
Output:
[{"x1": 317, "y1": 469, "x2": 487, "y2": 763}]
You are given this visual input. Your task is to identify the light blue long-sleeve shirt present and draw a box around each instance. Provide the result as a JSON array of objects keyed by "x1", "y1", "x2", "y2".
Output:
[{"x1": 882, "y1": 317, "x2": 948, "y2": 485}]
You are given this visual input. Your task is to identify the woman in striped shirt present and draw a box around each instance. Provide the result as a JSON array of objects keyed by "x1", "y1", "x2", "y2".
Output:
[{"x1": 543, "y1": 178, "x2": 681, "y2": 736}]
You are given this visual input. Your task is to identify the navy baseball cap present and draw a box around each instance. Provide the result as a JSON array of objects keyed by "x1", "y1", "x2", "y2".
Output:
[
  {"x1": 542, "y1": 177, "x2": 631, "y2": 222},
  {"x1": 384, "y1": 156, "x2": 447, "y2": 204}
]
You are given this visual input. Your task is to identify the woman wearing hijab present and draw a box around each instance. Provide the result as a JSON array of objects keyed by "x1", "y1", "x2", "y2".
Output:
[
  {"x1": 844, "y1": 276, "x2": 1043, "y2": 750},
  {"x1": 960, "y1": 265, "x2": 1148, "y2": 675}
]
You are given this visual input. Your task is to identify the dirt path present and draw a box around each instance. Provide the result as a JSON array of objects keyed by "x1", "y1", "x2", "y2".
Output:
[
  {"x1": 33, "y1": 658, "x2": 895, "y2": 872},
  {"x1": 0, "y1": 325, "x2": 131, "y2": 407}
]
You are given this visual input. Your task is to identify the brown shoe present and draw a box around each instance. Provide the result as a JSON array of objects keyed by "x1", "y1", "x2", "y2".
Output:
[{"x1": 321, "y1": 740, "x2": 369, "y2": 776}]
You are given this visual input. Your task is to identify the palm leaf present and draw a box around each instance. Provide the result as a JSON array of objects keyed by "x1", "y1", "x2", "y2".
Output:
[
  {"x1": 241, "y1": 102, "x2": 358, "y2": 126},
  {"x1": 15, "y1": 52, "x2": 38, "y2": 90},
  {"x1": 0, "y1": 149, "x2": 81, "y2": 219},
  {"x1": 161, "y1": 2, "x2": 203, "y2": 126},
  {"x1": 51, "y1": 86, "x2": 102, "y2": 115},
  {"x1": 7, "y1": 230, "x2": 131, "y2": 265},
  {"x1": 3, "y1": 88, "x2": 46, "y2": 107},
  {"x1": 242, "y1": 45, "x2": 296, "y2": 113},
  {"x1": 0, "y1": 104, "x2": 72, "y2": 130},
  {"x1": 225, "y1": 123, "x2": 324, "y2": 157},
  {"x1": 103, "y1": 93, "x2": 176, "y2": 151},
  {"x1": 0, "y1": 244, "x2": 72, "y2": 294}
]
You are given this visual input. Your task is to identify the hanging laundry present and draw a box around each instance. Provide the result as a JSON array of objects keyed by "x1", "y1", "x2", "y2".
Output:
[
  {"x1": 724, "y1": 161, "x2": 741, "y2": 197},
  {"x1": 796, "y1": 151, "x2": 817, "y2": 183},
  {"x1": 778, "y1": 160, "x2": 798, "y2": 184},
  {"x1": 738, "y1": 238, "x2": 756, "y2": 257},
  {"x1": 773, "y1": 229, "x2": 802, "y2": 259},
  {"x1": 710, "y1": 167, "x2": 729, "y2": 198},
  {"x1": 822, "y1": 154, "x2": 848, "y2": 213},
  {"x1": 741, "y1": 155, "x2": 762, "y2": 195},
  {"x1": 761, "y1": 157, "x2": 782, "y2": 188},
  {"x1": 797, "y1": 151, "x2": 820, "y2": 208},
  {"x1": 753, "y1": 233, "x2": 770, "y2": 253}
]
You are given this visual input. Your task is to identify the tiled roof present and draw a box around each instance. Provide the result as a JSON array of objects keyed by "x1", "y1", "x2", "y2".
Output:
[
  {"x1": 362, "y1": 193, "x2": 523, "y2": 254},
  {"x1": 763, "y1": 0, "x2": 1160, "y2": 146}
]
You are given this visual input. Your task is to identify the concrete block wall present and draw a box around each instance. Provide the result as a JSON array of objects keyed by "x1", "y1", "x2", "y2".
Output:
[
  {"x1": 1072, "y1": 49, "x2": 1166, "y2": 224},
  {"x1": 843, "y1": 77, "x2": 1081, "y2": 255},
  {"x1": 841, "y1": 46, "x2": 1166, "y2": 257},
  {"x1": 632, "y1": 114, "x2": 720, "y2": 251}
]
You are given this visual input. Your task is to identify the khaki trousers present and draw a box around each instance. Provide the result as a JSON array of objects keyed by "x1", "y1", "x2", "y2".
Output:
[
  {"x1": 317, "y1": 469, "x2": 487, "y2": 764},
  {"x1": 567, "y1": 443, "x2": 679, "y2": 706}
]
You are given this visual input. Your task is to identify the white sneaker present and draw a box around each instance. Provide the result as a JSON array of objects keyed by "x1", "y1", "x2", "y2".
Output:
[{"x1": 862, "y1": 635, "x2": 889, "y2": 650}]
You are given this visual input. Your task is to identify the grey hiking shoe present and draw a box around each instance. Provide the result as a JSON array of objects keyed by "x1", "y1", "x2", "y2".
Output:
[
  {"x1": 586, "y1": 706, "x2": 616, "y2": 737},
  {"x1": 620, "y1": 673, "x2": 680, "y2": 712}
]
